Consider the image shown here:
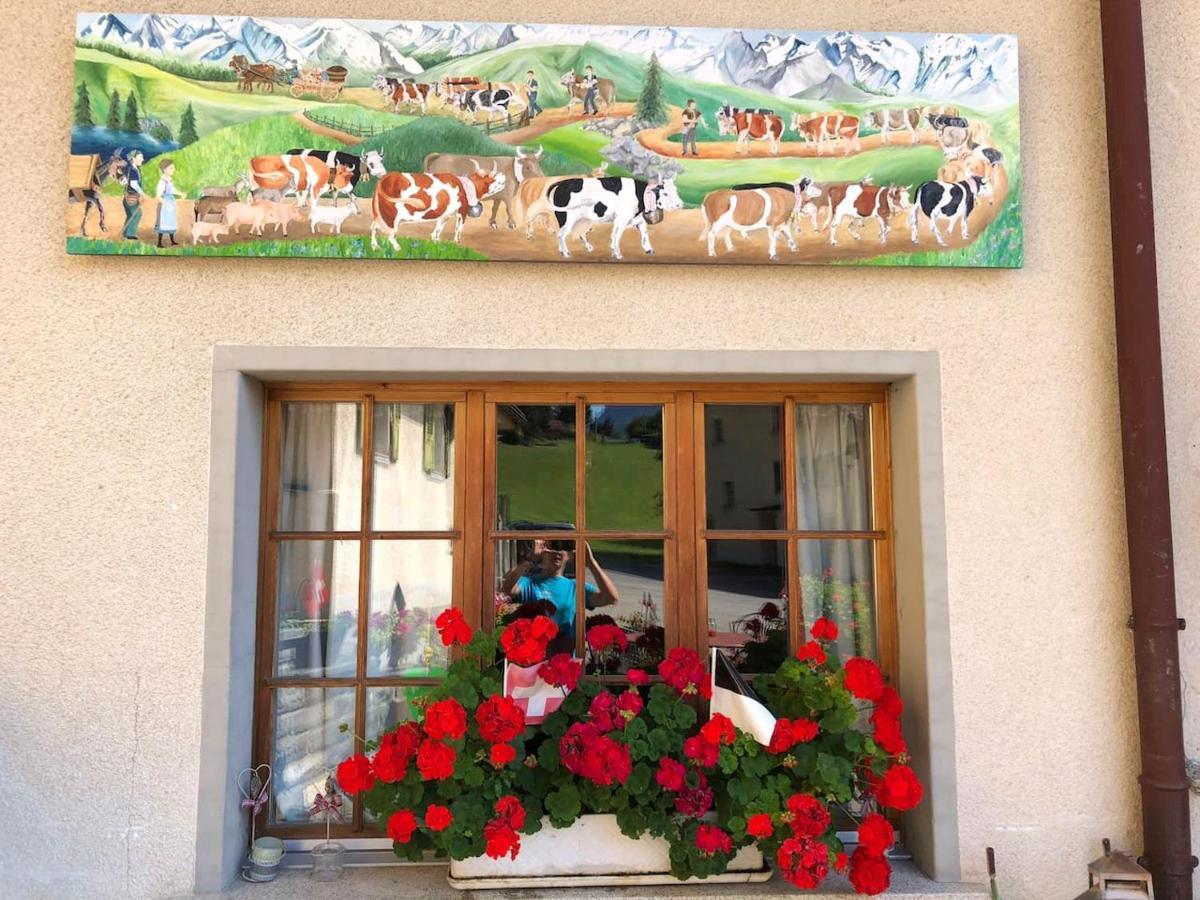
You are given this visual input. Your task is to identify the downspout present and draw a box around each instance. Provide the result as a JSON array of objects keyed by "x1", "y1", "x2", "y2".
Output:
[{"x1": 1099, "y1": 2, "x2": 1196, "y2": 898}]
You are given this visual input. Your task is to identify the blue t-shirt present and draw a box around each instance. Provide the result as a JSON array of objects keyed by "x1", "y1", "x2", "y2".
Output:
[{"x1": 514, "y1": 575, "x2": 597, "y2": 630}]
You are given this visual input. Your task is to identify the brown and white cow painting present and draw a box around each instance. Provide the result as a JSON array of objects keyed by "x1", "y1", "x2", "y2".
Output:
[
  {"x1": 863, "y1": 108, "x2": 922, "y2": 144},
  {"x1": 716, "y1": 105, "x2": 785, "y2": 155},
  {"x1": 699, "y1": 179, "x2": 821, "y2": 259},
  {"x1": 248, "y1": 154, "x2": 354, "y2": 208},
  {"x1": 825, "y1": 182, "x2": 913, "y2": 245},
  {"x1": 789, "y1": 112, "x2": 861, "y2": 155},
  {"x1": 370, "y1": 164, "x2": 506, "y2": 248}
]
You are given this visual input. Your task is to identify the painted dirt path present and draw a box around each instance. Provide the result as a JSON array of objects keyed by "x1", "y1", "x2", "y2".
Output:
[
  {"x1": 491, "y1": 103, "x2": 637, "y2": 146},
  {"x1": 65, "y1": 165, "x2": 1008, "y2": 264},
  {"x1": 290, "y1": 110, "x2": 364, "y2": 146},
  {"x1": 637, "y1": 106, "x2": 943, "y2": 160}
]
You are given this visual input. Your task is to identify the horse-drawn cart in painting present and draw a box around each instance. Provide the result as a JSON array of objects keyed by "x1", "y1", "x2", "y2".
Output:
[{"x1": 288, "y1": 66, "x2": 349, "y2": 101}]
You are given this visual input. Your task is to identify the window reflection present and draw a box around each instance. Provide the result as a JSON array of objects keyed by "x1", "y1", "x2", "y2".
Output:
[
  {"x1": 494, "y1": 537, "x2": 586, "y2": 657},
  {"x1": 795, "y1": 405, "x2": 871, "y2": 531},
  {"x1": 707, "y1": 540, "x2": 788, "y2": 674},
  {"x1": 279, "y1": 403, "x2": 362, "y2": 532},
  {"x1": 271, "y1": 687, "x2": 355, "y2": 823},
  {"x1": 583, "y1": 541, "x2": 665, "y2": 675},
  {"x1": 799, "y1": 540, "x2": 876, "y2": 661},
  {"x1": 274, "y1": 540, "x2": 359, "y2": 678},
  {"x1": 496, "y1": 405, "x2": 576, "y2": 529},
  {"x1": 704, "y1": 405, "x2": 784, "y2": 531},
  {"x1": 585, "y1": 405, "x2": 664, "y2": 530},
  {"x1": 372, "y1": 403, "x2": 455, "y2": 532},
  {"x1": 367, "y1": 540, "x2": 453, "y2": 677}
]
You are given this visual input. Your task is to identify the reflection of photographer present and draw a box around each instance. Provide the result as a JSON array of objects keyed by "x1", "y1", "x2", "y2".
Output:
[{"x1": 500, "y1": 540, "x2": 618, "y2": 652}]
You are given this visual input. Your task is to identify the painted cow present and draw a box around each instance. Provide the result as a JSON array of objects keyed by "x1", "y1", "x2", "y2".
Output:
[
  {"x1": 455, "y1": 84, "x2": 524, "y2": 124},
  {"x1": 372, "y1": 75, "x2": 434, "y2": 114},
  {"x1": 699, "y1": 179, "x2": 821, "y2": 259},
  {"x1": 825, "y1": 182, "x2": 913, "y2": 245},
  {"x1": 423, "y1": 147, "x2": 544, "y2": 230},
  {"x1": 731, "y1": 178, "x2": 824, "y2": 236},
  {"x1": 789, "y1": 112, "x2": 861, "y2": 155},
  {"x1": 248, "y1": 154, "x2": 354, "y2": 208},
  {"x1": 908, "y1": 175, "x2": 990, "y2": 246},
  {"x1": 285, "y1": 148, "x2": 386, "y2": 204},
  {"x1": 543, "y1": 176, "x2": 683, "y2": 259},
  {"x1": 370, "y1": 164, "x2": 506, "y2": 249},
  {"x1": 717, "y1": 104, "x2": 784, "y2": 155},
  {"x1": 560, "y1": 71, "x2": 616, "y2": 114},
  {"x1": 864, "y1": 108, "x2": 922, "y2": 144}
]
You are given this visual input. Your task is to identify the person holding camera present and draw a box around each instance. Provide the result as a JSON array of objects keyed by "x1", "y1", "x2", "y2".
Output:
[{"x1": 499, "y1": 539, "x2": 619, "y2": 649}]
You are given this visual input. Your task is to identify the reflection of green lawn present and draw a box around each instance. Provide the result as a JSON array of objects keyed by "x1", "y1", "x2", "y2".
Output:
[{"x1": 497, "y1": 438, "x2": 663, "y2": 550}]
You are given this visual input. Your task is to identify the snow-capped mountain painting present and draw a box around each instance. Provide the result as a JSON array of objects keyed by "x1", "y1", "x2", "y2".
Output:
[{"x1": 70, "y1": 13, "x2": 1020, "y2": 268}]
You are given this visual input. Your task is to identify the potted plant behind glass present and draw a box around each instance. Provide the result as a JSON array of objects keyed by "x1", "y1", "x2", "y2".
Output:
[{"x1": 336, "y1": 609, "x2": 921, "y2": 894}]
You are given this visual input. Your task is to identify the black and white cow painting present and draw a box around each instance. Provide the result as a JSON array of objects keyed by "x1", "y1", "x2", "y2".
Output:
[
  {"x1": 285, "y1": 148, "x2": 386, "y2": 204},
  {"x1": 908, "y1": 175, "x2": 990, "y2": 246},
  {"x1": 545, "y1": 176, "x2": 684, "y2": 259},
  {"x1": 455, "y1": 86, "x2": 522, "y2": 125}
]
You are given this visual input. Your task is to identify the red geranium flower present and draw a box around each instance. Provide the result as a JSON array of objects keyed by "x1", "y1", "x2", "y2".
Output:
[
  {"x1": 876, "y1": 685, "x2": 903, "y2": 718},
  {"x1": 500, "y1": 615, "x2": 558, "y2": 666},
  {"x1": 695, "y1": 824, "x2": 733, "y2": 856},
  {"x1": 786, "y1": 793, "x2": 831, "y2": 838},
  {"x1": 627, "y1": 668, "x2": 649, "y2": 685},
  {"x1": 423, "y1": 698, "x2": 468, "y2": 742},
  {"x1": 777, "y1": 835, "x2": 830, "y2": 888},
  {"x1": 386, "y1": 809, "x2": 418, "y2": 843},
  {"x1": 560, "y1": 722, "x2": 601, "y2": 773},
  {"x1": 683, "y1": 734, "x2": 719, "y2": 768},
  {"x1": 857, "y1": 813, "x2": 894, "y2": 856},
  {"x1": 483, "y1": 819, "x2": 521, "y2": 860},
  {"x1": 844, "y1": 657, "x2": 885, "y2": 701},
  {"x1": 489, "y1": 743, "x2": 517, "y2": 768},
  {"x1": 616, "y1": 690, "x2": 642, "y2": 723},
  {"x1": 768, "y1": 718, "x2": 796, "y2": 754},
  {"x1": 796, "y1": 641, "x2": 827, "y2": 666},
  {"x1": 586, "y1": 623, "x2": 629, "y2": 654},
  {"x1": 699, "y1": 713, "x2": 737, "y2": 746},
  {"x1": 655, "y1": 756, "x2": 687, "y2": 792},
  {"x1": 871, "y1": 710, "x2": 907, "y2": 755},
  {"x1": 373, "y1": 722, "x2": 421, "y2": 783},
  {"x1": 811, "y1": 616, "x2": 839, "y2": 641},
  {"x1": 875, "y1": 764, "x2": 923, "y2": 811},
  {"x1": 746, "y1": 813, "x2": 774, "y2": 838},
  {"x1": 435, "y1": 608, "x2": 472, "y2": 646},
  {"x1": 494, "y1": 795, "x2": 526, "y2": 830},
  {"x1": 538, "y1": 653, "x2": 583, "y2": 691},
  {"x1": 588, "y1": 692, "x2": 620, "y2": 732},
  {"x1": 673, "y1": 774, "x2": 714, "y2": 818},
  {"x1": 475, "y1": 694, "x2": 526, "y2": 743},
  {"x1": 335, "y1": 754, "x2": 375, "y2": 795},
  {"x1": 424, "y1": 804, "x2": 453, "y2": 832},
  {"x1": 658, "y1": 647, "x2": 711, "y2": 699},
  {"x1": 416, "y1": 739, "x2": 457, "y2": 781},
  {"x1": 791, "y1": 717, "x2": 818, "y2": 743},
  {"x1": 835, "y1": 851, "x2": 849, "y2": 872},
  {"x1": 849, "y1": 846, "x2": 892, "y2": 894}
]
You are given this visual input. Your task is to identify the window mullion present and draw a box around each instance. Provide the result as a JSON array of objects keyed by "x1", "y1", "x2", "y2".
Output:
[
  {"x1": 352, "y1": 394, "x2": 375, "y2": 835},
  {"x1": 783, "y1": 398, "x2": 804, "y2": 650},
  {"x1": 575, "y1": 393, "x2": 587, "y2": 661}
]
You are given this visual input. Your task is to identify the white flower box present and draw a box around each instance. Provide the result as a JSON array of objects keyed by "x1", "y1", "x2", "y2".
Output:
[{"x1": 447, "y1": 813, "x2": 771, "y2": 889}]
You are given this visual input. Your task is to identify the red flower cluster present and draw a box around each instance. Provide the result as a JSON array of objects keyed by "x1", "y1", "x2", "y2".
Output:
[
  {"x1": 586, "y1": 624, "x2": 629, "y2": 654},
  {"x1": 416, "y1": 738, "x2": 457, "y2": 781},
  {"x1": 483, "y1": 819, "x2": 521, "y2": 860},
  {"x1": 746, "y1": 813, "x2": 774, "y2": 838},
  {"x1": 336, "y1": 754, "x2": 375, "y2": 795},
  {"x1": 500, "y1": 615, "x2": 558, "y2": 666},
  {"x1": 373, "y1": 721, "x2": 421, "y2": 782},
  {"x1": 386, "y1": 809, "x2": 418, "y2": 843},
  {"x1": 673, "y1": 774, "x2": 714, "y2": 817},
  {"x1": 811, "y1": 616, "x2": 839, "y2": 641},
  {"x1": 795, "y1": 640, "x2": 827, "y2": 666},
  {"x1": 424, "y1": 804, "x2": 453, "y2": 832},
  {"x1": 627, "y1": 668, "x2": 649, "y2": 685},
  {"x1": 435, "y1": 608, "x2": 472, "y2": 646},
  {"x1": 658, "y1": 647, "x2": 710, "y2": 698},
  {"x1": 848, "y1": 846, "x2": 891, "y2": 894},
  {"x1": 870, "y1": 685, "x2": 907, "y2": 755},
  {"x1": 494, "y1": 795, "x2": 527, "y2": 830},
  {"x1": 767, "y1": 717, "x2": 820, "y2": 755},
  {"x1": 489, "y1": 743, "x2": 517, "y2": 768},
  {"x1": 655, "y1": 756, "x2": 687, "y2": 791},
  {"x1": 538, "y1": 653, "x2": 582, "y2": 691},
  {"x1": 699, "y1": 713, "x2": 736, "y2": 746},
  {"x1": 424, "y1": 698, "x2": 468, "y2": 742},
  {"x1": 475, "y1": 694, "x2": 526, "y2": 743},
  {"x1": 588, "y1": 690, "x2": 642, "y2": 732},
  {"x1": 777, "y1": 834, "x2": 830, "y2": 889},
  {"x1": 786, "y1": 793, "x2": 831, "y2": 838},
  {"x1": 695, "y1": 824, "x2": 733, "y2": 856},
  {"x1": 857, "y1": 814, "x2": 894, "y2": 856},
  {"x1": 683, "y1": 734, "x2": 719, "y2": 768},
  {"x1": 844, "y1": 657, "x2": 885, "y2": 701},
  {"x1": 560, "y1": 722, "x2": 633, "y2": 786},
  {"x1": 874, "y1": 764, "x2": 923, "y2": 811}
]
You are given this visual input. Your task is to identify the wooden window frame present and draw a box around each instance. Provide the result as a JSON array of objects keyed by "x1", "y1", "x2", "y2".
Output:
[{"x1": 252, "y1": 381, "x2": 894, "y2": 838}]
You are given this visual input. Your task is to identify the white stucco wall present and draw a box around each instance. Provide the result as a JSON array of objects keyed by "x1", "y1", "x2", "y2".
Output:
[{"x1": 1, "y1": 0, "x2": 1193, "y2": 897}]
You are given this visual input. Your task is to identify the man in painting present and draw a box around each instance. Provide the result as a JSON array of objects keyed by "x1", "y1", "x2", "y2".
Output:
[
  {"x1": 121, "y1": 150, "x2": 146, "y2": 241},
  {"x1": 499, "y1": 539, "x2": 619, "y2": 654},
  {"x1": 680, "y1": 98, "x2": 702, "y2": 157},
  {"x1": 525, "y1": 69, "x2": 542, "y2": 118},
  {"x1": 582, "y1": 65, "x2": 600, "y2": 116}
]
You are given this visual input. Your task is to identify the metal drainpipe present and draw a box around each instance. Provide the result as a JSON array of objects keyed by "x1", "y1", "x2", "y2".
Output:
[{"x1": 1099, "y1": 2, "x2": 1196, "y2": 898}]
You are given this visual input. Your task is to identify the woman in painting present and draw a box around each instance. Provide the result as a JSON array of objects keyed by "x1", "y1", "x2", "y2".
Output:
[{"x1": 153, "y1": 158, "x2": 186, "y2": 248}]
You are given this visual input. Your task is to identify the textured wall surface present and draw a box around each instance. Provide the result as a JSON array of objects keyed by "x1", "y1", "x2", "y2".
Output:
[
  {"x1": 1145, "y1": 0, "x2": 1200, "y2": 894},
  {"x1": 2, "y1": 0, "x2": 1188, "y2": 897}
]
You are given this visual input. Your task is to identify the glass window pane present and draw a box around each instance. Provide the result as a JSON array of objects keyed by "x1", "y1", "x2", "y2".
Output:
[
  {"x1": 367, "y1": 540, "x2": 453, "y2": 677},
  {"x1": 372, "y1": 403, "x2": 456, "y2": 532},
  {"x1": 706, "y1": 540, "x2": 788, "y2": 674},
  {"x1": 275, "y1": 540, "x2": 359, "y2": 678},
  {"x1": 366, "y1": 685, "x2": 438, "y2": 740},
  {"x1": 493, "y1": 538, "x2": 580, "y2": 657},
  {"x1": 799, "y1": 540, "x2": 877, "y2": 661},
  {"x1": 279, "y1": 403, "x2": 362, "y2": 532},
  {"x1": 794, "y1": 405, "x2": 872, "y2": 531},
  {"x1": 585, "y1": 405, "x2": 664, "y2": 530},
  {"x1": 496, "y1": 405, "x2": 576, "y2": 530},
  {"x1": 270, "y1": 687, "x2": 355, "y2": 824},
  {"x1": 583, "y1": 541, "x2": 665, "y2": 675},
  {"x1": 704, "y1": 405, "x2": 784, "y2": 531}
]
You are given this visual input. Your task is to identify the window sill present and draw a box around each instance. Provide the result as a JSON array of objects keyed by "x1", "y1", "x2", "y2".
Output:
[{"x1": 218, "y1": 861, "x2": 987, "y2": 898}]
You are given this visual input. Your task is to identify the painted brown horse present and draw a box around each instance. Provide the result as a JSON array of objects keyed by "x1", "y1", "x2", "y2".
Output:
[
  {"x1": 229, "y1": 55, "x2": 276, "y2": 93},
  {"x1": 68, "y1": 152, "x2": 128, "y2": 237}
]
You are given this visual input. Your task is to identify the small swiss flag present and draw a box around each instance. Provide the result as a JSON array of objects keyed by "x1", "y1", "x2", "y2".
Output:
[{"x1": 504, "y1": 661, "x2": 571, "y2": 724}]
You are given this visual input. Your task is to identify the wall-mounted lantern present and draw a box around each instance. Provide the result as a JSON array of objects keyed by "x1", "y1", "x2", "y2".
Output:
[{"x1": 1071, "y1": 839, "x2": 1154, "y2": 900}]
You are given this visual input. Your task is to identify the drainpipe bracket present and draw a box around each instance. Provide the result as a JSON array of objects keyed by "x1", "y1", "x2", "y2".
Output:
[{"x1": 1126, "y1": 615, "x2": 1186, "y2": 630}]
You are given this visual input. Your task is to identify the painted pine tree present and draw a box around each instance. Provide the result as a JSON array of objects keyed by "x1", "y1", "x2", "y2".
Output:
[
  {"x1": 106, "y1": 90, "x2": 122, "y2": 130},
  {"x1": 149, "y1": 121, "x2": 173, "y2": 143},
  {"x1": 122, "y1": 93, "x2": 140, "y2": 132},
  {"x1": 73, "y1": 83, "x2": 94, "y2": 127},
  {"x1": 635, "y1": 52, "x2": 668, "y2": 125},
  {"x1": 178, "y1": 103, "x2": 198, "y2": 146}
]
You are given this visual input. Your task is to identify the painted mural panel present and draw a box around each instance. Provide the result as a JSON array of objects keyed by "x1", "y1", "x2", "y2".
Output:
[{"x1": 68, "y1": 14, "x2": 1021, "y2": 266}]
